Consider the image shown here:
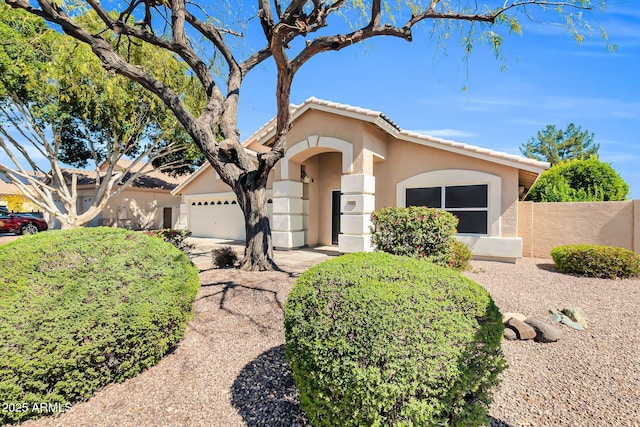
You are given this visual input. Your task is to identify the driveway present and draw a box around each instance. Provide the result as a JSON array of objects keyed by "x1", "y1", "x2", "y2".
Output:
[
  {"x1": 0, "y1": 234, "x2": 20, "y2": 246},
  {"x1": 186, "y1": 237, "x2": 339, "y2": 267}
]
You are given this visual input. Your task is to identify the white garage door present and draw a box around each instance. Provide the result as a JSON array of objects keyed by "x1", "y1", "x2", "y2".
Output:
[{"x1": 187, "y1": 197, "x2": 273, "y2": 241}]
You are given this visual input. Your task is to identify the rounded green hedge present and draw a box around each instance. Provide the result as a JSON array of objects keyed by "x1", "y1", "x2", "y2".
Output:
[
  {"x1": 285, "y1": 252, "x2": 505, "y2": 426},
  {"x1": 370, "y1": 206, "x2": 472, "y2": 271},
  {"x1": 0, "y1": 228, "x2": 200, "y2": 424},
  {"x1": 551, "y1": 244, "x2": 640, "y2": 279}
]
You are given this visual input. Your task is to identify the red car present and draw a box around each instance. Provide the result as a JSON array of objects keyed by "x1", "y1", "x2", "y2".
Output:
[{"x1": 0, "y1": 210, "x2": 48, "y2": 235}]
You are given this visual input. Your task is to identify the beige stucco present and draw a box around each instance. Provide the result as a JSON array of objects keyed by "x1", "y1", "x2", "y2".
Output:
[
  {"x1": 302, "y1": 152, "x2": 342, "y2": 246},
  {"x1": 69, "y1": 188, "x2": 180, "y2": 230},
  {"x1": 270, "y1": 109, "x2": 521, "y2": 240},
  {"x1": 177, "y1": 166, "x2": 239, "y2": 195},
  {"x1": 176, "y1": 99, "x2": 548, "y2": 259},
  {"x1": 373, "y1": 138, "x2": 520, "y2": 238},
  {"x1": 518, "y1": 200, "x2": 639, "y2": 258}
]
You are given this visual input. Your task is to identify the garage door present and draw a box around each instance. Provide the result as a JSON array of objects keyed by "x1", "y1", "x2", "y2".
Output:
[
  {"x1": 187, "y1": 198, "x2": 273, "y2": 241},
  {"x1": 188, "y1": 199, "x2": 245, "y2": 240}
]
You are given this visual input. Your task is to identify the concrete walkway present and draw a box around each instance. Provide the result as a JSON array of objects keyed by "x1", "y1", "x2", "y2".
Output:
[{"x1": 186, "y1": 237, "x2": 340, "y2": 267}]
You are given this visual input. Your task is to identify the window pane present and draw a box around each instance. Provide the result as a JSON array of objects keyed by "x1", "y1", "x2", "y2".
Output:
[
  {"x1": 406, "y1": 187, "x2": 441, "y2": 208},
  {"x1": 449, "y1": 210, "x2": 488, "y2": 234},
  {"x1": 445, "y1": 185, "x2": 488, "y2": 208}
]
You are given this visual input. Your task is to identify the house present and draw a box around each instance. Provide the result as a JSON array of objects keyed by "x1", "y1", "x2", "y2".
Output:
[
  {"x1": 53, "y1": 160, "x2": 183, "y2": 230},
  {"x1": 172, "y1": 98, "x2": 549, "y2": 261},
  {"x1": 0, "y1": 173, "x2": 41, "y2": 212}
]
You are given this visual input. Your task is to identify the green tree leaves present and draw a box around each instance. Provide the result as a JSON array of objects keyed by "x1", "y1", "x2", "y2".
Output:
[
  {"x1": 527, "y1": 157, "x2": 629, "y2": 202},
  {"x1": 0, "y1": 4, "x2": 204, "y2": 169},
  {"x1": 520, "y1": 123, "x2": 600, "y2": 166}
]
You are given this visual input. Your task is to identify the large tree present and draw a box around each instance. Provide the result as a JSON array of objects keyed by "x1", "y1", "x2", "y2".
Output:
[
  {"x1": 4, "y1": 0, "x2": 609, "y2": 269},
  {"x1": 520, "y1": 123, "x2": 600, "y2": 166},
  {"x1": 0, "y1": 6, "x2": 204, "y2": 228}
]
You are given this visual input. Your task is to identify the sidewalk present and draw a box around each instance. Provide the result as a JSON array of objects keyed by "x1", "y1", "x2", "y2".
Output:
[{"x1": 186, "y1": 237, "x2": 340, "y2": 267}]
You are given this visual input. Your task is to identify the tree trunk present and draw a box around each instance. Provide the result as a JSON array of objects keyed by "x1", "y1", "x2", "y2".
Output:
[{"x1": 238, "y1": 186, "x2": 278, "y2": 271}]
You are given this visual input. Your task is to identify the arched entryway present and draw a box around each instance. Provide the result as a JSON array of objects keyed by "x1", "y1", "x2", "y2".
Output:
[{"x1": 271, "y1": 135, "x2": 375, "y2": 252}]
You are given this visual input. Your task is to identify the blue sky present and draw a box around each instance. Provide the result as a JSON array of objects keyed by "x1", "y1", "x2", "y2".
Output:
[
  {"x1": 236, "y1": 1, "x2": 640, "y2": 198},
  {"x1": 2, "y1": 1, "x2": 637, "y2": 198}
]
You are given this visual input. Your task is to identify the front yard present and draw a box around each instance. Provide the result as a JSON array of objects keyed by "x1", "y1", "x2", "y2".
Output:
[{"x1": 13, "y1": 252, "x2": 640, "y2": 427}]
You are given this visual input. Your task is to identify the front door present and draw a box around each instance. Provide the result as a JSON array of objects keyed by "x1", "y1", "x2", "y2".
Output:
[
  {"x1": 331, "y1": 190, "x2": 341, "y2": 245},
  {"x1": 163, "y1": 207, "x2": 172, "y2": 229}
]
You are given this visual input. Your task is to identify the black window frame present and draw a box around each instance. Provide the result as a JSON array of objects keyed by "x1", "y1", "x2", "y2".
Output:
[{"x1": 405, "y1": 184, "x2": 489, "y2": 235}]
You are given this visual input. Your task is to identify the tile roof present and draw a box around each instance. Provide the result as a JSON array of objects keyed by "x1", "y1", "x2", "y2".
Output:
[
  {"x1": 243, "y1": 97, "x2": 549, "y2": 174},
  {"x1": 62, "y1": 160, "x2": 182, "y2": 191}
]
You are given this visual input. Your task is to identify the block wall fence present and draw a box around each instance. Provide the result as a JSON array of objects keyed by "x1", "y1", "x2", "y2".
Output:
[{"x1": 518, "y1": 200, "x2": 640, "y2": 259}]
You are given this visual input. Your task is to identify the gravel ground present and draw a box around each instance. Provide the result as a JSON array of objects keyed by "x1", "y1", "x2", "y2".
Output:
[{"x1": 12, "y1": 256, "x2": 640, "y2": 427}]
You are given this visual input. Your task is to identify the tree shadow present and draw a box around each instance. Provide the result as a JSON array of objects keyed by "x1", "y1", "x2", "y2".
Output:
[
  {"x1": 230, "y1": 345, "x2": 512, "y2": 427},
  {"x1": 232, "y1": 344, "x2": 309, "y2": 427},
  {"x1": 195, "y1": 280, "x2": 285, "y2": 334},
  {"x1": 536, "y1": 262, "x2": 561, "y2": 273},
  {"x1": 489, "y1": 416, "x2": 515, "y2": 426}
]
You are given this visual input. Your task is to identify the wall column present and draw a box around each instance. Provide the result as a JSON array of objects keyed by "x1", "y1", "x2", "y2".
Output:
[
  {"x1": 272, "y1": 180, "x2": 305, "y2": 248},
  {"x1": 176, "y1": 203, "x2": 188, "y2": 230},
  {"x1": 338, "y1": 174, "x2": 375, "y2": 253}
]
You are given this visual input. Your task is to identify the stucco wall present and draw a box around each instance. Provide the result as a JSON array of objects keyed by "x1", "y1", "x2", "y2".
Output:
[
  {"x1": 518, "y1": 200, "x2": 639, "y2": 258},
  {"x1": 99, "y1": 189, "x2": 181, "y2": 229},
  {"x1": 284, "y1": 110, "x2": 367, "y2": 153},
  {"x1": 299, "y1": 152, "x2": 342, "y2": 246},
  {"x1": 180, "y1": 163, "x2": 275, "y2": 197},
  {"x1": 49, "y1": 189, "x2": 181, "y2": 230},
  {"x1": 181, "y1": 108, "x2": 533, "y2": 256},
  {"x1": 373, "y1": 139, "x2": 520, "y2": 237},
  {"x1": 179, "y1": 167, "x2": 234, "y2": 195}
]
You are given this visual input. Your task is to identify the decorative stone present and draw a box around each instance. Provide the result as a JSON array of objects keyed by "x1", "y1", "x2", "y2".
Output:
[
  {"x1": 502, "y1": 312, "x2": 528, "y2": 324},
  {"x1": 559, "y1": 314, "x2": 585, "y2": 331},
  {"x1": 524, "y1": 318, "x2": 563, "y2": 343},
  {"x1": 506, "y1": 318, "x2": 536, "y2": 340},
  {"x1": 503, "y1": 328, "x2": 518, "y2": 340},
  {"x1": 562, "y1": 307, "x2": 588, "y2": 329},
  {"x1": 549, "y1": 309, "x2": 563, "y2": 323}
]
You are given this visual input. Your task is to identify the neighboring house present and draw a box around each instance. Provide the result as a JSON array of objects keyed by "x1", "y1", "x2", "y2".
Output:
[
  {"x1": 52, "y1": 160, "x2": 183, "y2": 230},
  {"x1": 0, "y1": 173, "x2": 41, "y2": 212},
  {"x1": 172, "y1": 98, "x2": 549, "y2": 261}
]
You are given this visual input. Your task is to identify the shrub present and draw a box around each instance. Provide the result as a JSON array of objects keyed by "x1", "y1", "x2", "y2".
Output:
[
  {"x1": 144, "y1": 228, "x2": 194, "y2": 253},
  {"x1": 527, "y1": 157, "x2": 629, "y2": 202},
  {"x1": 285, "y1": 252, "x2": 505, "y2": 426},
  {"x1": 451, "y1": 239, "x2": 473, "y2": 271},
  {"x1": 212, "y1": 245, "x2": 239, "y2": 268},
  {"x1": 0, "y1": 228, "x2": 200, "y2": 424},
  {"x1": 551, "y1": 244, "x2": 640, "y2": 279},
  {"x1": 370, "y1": 206, "x2": 471, "y2": 270}
]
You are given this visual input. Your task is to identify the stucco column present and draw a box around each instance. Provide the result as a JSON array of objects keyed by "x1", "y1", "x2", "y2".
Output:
[
  {"x1": 176, "y1": 203, "x2": 188, "y2": 230},
  {"x1": 272, "y1": 180, "x2": 305, "y2": 248},
  {"x1": 338, "y1": 174, "x2": 375, "y2": 253}
]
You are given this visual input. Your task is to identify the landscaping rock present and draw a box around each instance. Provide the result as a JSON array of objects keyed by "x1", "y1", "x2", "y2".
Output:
[
  {"x1": 506, "y1": 318, "x2": 536, "y2": 340},
  {"x1": 502, "y1": 312, "x2": 528, "y2": 324},
  {"x1": 549, "y1": 308, "x2": 563, "y2": 323},
  {"x1": 503, "y1": 328, "x2": 518, "y2": 340},
  {"x1": 562, "y1": 307, "x2": 588, "y2": 329},
  {"x1": 525, "y1": 318, "x2": 563, "y2": 343},
  {"x1": 559, "y1": 314, "x2": 585, "y2": 331}
]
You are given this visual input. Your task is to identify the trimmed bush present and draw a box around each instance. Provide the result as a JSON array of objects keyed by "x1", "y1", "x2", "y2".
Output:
[
  {"x1": 370, "y1": 206, "x2": 471, "y2": 270},
  {"x1": 451, "y1": 239, "x2": 473, "y2": 271},
  {"x1": 212, "y1": 245, "x2": 239, "y2": 268},
  {"x1": 551, "y1": 244, "x2": 640, "y2": 279},
  {"x1": 527, "y1": 157, "x2": 629, "y2": 202},
  {"x1": 0, "y1": 228, "x2": 200, "y2": 424},
  {"x1": 144, "y1": 228, "x2": 195, "y2": 253},
  {"x1": 285, "y1": 252, "x2": 505, "y2": 426}
]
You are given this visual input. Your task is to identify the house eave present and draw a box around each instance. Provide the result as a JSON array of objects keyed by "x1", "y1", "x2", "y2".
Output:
[{"x1": 243, "y1": 98, "x2": 549, "y2": 182}]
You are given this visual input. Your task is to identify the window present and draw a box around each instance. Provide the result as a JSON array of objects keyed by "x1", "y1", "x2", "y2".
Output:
[{"x1": 406, "y1": 184, "x2": 489, "y2": 234}]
